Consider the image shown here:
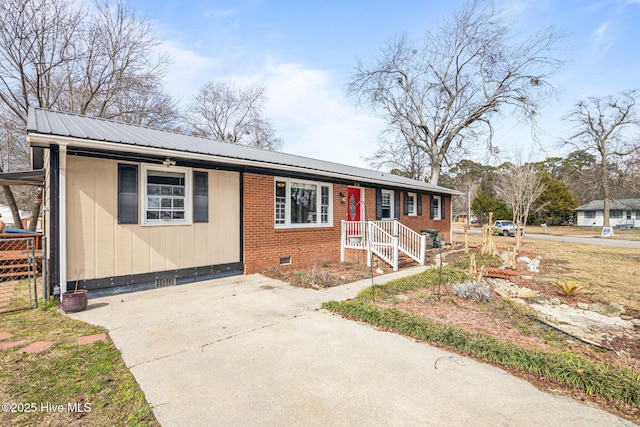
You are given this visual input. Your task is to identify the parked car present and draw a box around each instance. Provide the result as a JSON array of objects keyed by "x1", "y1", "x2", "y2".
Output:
[{"x1": 492, "y1": 220, "x2": 522, "y2": 237}]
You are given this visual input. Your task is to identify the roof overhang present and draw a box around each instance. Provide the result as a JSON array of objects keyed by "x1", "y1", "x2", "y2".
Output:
[
  {"x1": 0, "y1": 169, "x2": 45, "y2": 186},
  {"x1": 27, "y1": 132, "x2": 463, "y2": 196}
]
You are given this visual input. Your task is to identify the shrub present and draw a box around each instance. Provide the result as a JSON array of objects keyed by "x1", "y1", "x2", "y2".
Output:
[
  {"x1": 552, "y1": 279, "x2": 585, "y2": 297},
  {"x1": 452, "y1": 281, "x2": 491, "y2": 303}
]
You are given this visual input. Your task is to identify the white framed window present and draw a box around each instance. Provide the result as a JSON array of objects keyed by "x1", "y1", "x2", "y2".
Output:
[
  {"x1": 381, "y1": 190, "x2": 393, "y2": 219},
  {"x1": 611, "y1": 210, "x2": 623, "y2": 218},
  {"x1": 431, "y1": 195, "x2": 441, "y2": 220},
  {"x1": 407, "y1": 192, "x2": 417, "y2": 216},
  {"x1": 584, "y1": 211, "x2": 596, "y2": 219},
  {"x1": 142, "y1": 165, "x2": 192, "y2": 225},
  {"x1": 274, "y1": 178, "x2": 333, "y2": 228},
  {"x1": 636, "y1": 211, "x2": 640, "y2": 220}
]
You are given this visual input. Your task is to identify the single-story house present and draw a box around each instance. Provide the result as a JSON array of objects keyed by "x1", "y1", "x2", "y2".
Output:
[
  {"x1": 24, "y1": 108, "x2": 460, "y2": 297},
  {"x1": 575, "y1": 199, "x2": 640, "y2": 228}
]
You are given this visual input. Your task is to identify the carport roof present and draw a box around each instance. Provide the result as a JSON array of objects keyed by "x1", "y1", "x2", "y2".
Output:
[{"x1": 26, "y1": 107, "x2": 460, "y2": 195}]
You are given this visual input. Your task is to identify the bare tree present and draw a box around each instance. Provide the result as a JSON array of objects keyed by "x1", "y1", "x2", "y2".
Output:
[
  {"x1": 0, "y1": 0, "x2": 178, "y2": 229},
  {"x1": 365, "y1": 128, "x2": 430, "y2": 180},
  {"x1": 185, "y1": 82, "x2": 282, "y2": 151},
  {"x1": 495, "y1": 163, "x2": 546, "y2": 250},
  {"x1": 562, "y1": 90, "x2": 640, "y2": 226},
  {"x1": 349, "y1": 1, "x2": 563, "y2": 185}
]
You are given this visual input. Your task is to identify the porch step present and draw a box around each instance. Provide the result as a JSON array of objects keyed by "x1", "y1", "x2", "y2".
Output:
[{"x1": 397, "y1": 255, "x2": 418, "y2": 269}]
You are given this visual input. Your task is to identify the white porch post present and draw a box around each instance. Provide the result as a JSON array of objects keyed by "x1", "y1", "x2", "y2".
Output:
[
  {"x1": 366, "y1": 221, "x2": 372, "y2": 268},
  {"x1": 340, "y1": 220, "x2": 346, "y2": 263},
  {"x1": 419, "y1": 233, "x2": 426, "y2": 265},
  {"x1": 392, "y1": 234, "x2": 399, "y2": 271},
  {"x1": 59, "y1": 145, "x2": 67, "y2": 294}
]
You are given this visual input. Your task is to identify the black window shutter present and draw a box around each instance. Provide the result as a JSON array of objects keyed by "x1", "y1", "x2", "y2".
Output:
[
  {"x1": 429, "y1": 195, "x2": 434, "y2": 220},
  {"x1": 118, "y1": 164, "x2": 138, "y2": 224},
  {"x1": 193, "y1": 171, "x2": 208, "y2": 223},
  {"x1": 441, "y1": 196, "x2": 446, "y2": 220},
  {"x1": 417, "y1": 194, "x2": 422, "y2": 216},
  {"x1": 394, "y1": 190, "x2": 401, "y2": 219},
  {"x1": 403, "y1": 192, "x2": 409, "y2": 216},
  {"x1": 375, "y1": 188, "x2": 382, "y2": 219}
]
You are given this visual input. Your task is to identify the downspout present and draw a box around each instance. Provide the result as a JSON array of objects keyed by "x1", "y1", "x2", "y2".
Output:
[{"x1": 49, "y1": 146, "x2": 60, "y2": 297}]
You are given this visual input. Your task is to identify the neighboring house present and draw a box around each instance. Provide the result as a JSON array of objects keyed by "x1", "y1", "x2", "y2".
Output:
[
  {"x1": 0, "y1": 204, "x2": 29, "y2": 228},
  {"x1": 23, "y1": 108, "x2": 459, "y2": 297},
  {"x1": 575, "y1": 199, "x2": 640, "y2": 228}
]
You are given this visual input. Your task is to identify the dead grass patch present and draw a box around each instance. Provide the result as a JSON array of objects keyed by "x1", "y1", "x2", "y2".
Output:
[{"x1": 459, "y1": 233, "x2": 640, "y2": 313}]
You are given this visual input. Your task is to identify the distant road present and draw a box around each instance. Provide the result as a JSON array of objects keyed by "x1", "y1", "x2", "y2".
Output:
[{"x1": 454, "y1": 228, "x2": 640, "y2": 249}]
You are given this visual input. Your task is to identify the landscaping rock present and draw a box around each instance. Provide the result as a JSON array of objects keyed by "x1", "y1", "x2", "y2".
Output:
[
  {"x1": 396, "y1": 295, "x2": 410, "y2": 301},
  {"x1": 527, "y1": 258, "x2": 541, "y2": 273},
  {"x1": 621, "y1": 314, "x2": 634, "y2": 321},
  {"x1": 577, "y1": 302, "x2": 589, "y2": 310},
  {"x1": 529, "y1": 302, "x2": 638, "y2": 350},
  {"x1": 517, "y1": 256, "x2": 531, "y2": 264},
  {"x1": 589, "y1": 303, "x2": 622, "y2": 318},
  {"x1": 549, "y1": 298, "x2": 561, "y2": 306}
]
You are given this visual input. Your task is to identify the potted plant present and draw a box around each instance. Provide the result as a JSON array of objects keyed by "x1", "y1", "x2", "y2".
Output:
[{"x1": 61, "y1": 268, "x2": 87, "y2": 313}]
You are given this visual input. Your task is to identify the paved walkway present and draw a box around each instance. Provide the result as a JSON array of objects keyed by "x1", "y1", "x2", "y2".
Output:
[
  {"x1": 68, "y1": 271, "x2": 635, "y2": 426},
  {"x1": 0, "y1": 331, "x2": 107, "y2": 353}
]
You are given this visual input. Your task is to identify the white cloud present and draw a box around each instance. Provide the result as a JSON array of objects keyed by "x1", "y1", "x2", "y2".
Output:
[
  {"x1": 157, "y1": 40, "x2": 220, "y2": 104},
  {"x1": 592, "y1": 21, "x2": 614, "y2": 53},
  {"x1": 258, "y1": 62, "x2": 385, "y2": 168},
  {"x1": 155, "y1": 41, "x2": 385, "y2": 168}
]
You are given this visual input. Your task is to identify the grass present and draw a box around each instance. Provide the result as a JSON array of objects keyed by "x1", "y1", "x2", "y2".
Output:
[
  {"x1": 0, "y1": 300, "x2": 158, "y2": 426},
  {"x1": 457, "y1": 232, "x2": 640, "y2": 313},
  {"x1": 357, "y1": 267, "x2": 469, "y2": 301},
  {"x1": 454, "y1": 252, "x2": 503, "y2": 270}
]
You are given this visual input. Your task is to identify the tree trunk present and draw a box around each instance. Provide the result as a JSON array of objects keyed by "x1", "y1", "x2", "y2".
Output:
[
  {"x1": 28, "y1": 187, "x2": 43, "y2": 231},
  {"x1": 601, "y1": 159, "x2": 610, "y2": 227},
  {"x1": 1, "y1": 185, "x2": 22, "y2": 230},
  {"x1": 429, "y1": 160, "x2": 441, "y2": 185}
]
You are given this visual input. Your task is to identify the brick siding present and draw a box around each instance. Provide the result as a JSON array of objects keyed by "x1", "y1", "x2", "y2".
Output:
[{"x1": 242, "y1": 173, "x2": 451, "y2": 273}]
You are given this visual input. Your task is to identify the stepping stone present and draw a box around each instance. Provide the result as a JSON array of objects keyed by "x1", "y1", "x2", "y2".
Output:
[
  {"x1": 0, "y1": 339, "x2": 27, "y2": 350},
  {"x1": 0, "y1": 332, "x2": 13, "y2": 340},
  {"x1": 17, "y1": 341, "x2": 53, "y2": 353},
  {"x1": 78, "y1": 333, "x2": 108, "y2": 345}
]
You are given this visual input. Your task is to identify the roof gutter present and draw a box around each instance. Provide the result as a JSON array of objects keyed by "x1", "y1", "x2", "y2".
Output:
[{"x1": 27, "y1": 132, "x2": 462, "y2": 196}]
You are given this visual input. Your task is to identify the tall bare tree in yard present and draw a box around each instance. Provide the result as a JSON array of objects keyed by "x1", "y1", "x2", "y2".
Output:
[
  {"x1": 186, "y1": 82, "x2": 282, "y2": 151},
  {"x1": 562, "y1": 90, "x2": 640, "y2": 227},
  {"x1": 365, "y1": 128, "x2": 429, "y2": 180},
  {"x1": 0, "y1": 0, "x2": 178, "y2": 229},
  {"x1": 495, "y1": 163, "x2": 546, "y2": 250},
  {"x1": 349, "y1": 1, "x2": 563, "y2": 185}
]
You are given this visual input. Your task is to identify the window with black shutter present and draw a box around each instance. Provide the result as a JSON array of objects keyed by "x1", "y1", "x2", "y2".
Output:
[
  {"x1": 193, "y1": 171, "x2": 208, "y2": 222},
  {"x1": 118, "y1": 164, "x2": 138, "y2": 224}
]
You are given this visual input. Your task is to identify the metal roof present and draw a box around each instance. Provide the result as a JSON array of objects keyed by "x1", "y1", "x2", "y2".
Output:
[
  {"x1": 575, "y1": 199, "x2": 640, "y2": 211},
  {"x1": 0, "y1": 169, "x2": 45, "y2": 186},
  {"x1": 26, "y1": 108, "x2": 460, "y2": 195}
]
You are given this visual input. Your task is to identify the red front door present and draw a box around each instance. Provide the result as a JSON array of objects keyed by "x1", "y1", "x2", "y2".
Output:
[{"x1": 347, "y1": 187, "x2": 361, "y2": 221}]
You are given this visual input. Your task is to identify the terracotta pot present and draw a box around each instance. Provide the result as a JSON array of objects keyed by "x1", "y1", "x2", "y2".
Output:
[{"x1": 61, "y1": 290, "x2": 88, "y2": 313}]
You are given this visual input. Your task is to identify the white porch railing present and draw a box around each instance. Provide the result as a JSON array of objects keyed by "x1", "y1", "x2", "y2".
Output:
[{"x1": 340, "y1": 220, "x2": 426, "y2": 271}]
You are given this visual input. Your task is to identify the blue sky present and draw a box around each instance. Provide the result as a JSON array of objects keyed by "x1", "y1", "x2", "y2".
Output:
[{"x1": 125, "y1": 0, "x2": 640, "y2": 169}]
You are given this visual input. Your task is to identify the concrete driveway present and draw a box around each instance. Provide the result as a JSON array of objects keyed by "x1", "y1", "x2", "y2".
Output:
[{"x1": 69, "y1": 271, "x2": 634, "y2": 426}]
